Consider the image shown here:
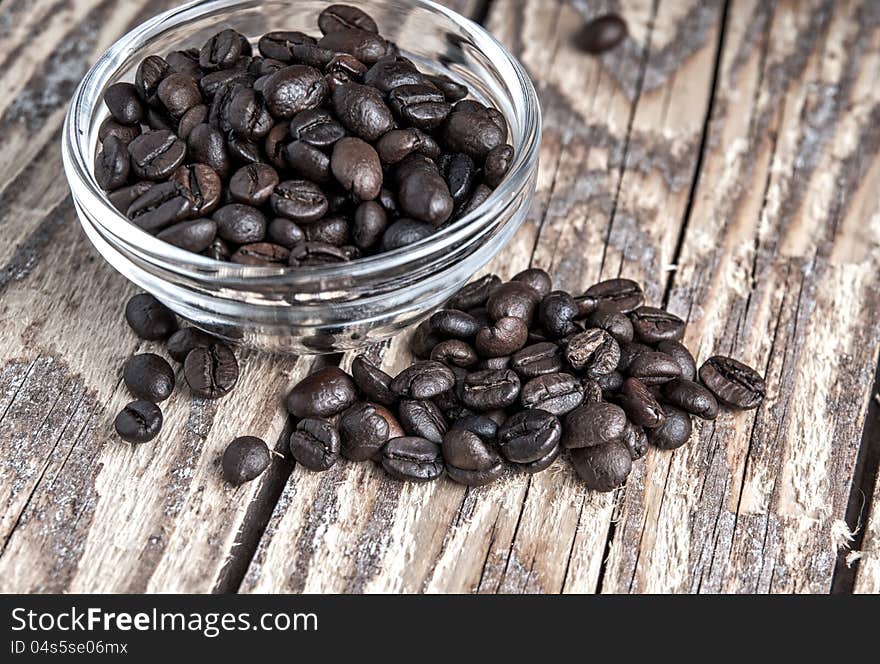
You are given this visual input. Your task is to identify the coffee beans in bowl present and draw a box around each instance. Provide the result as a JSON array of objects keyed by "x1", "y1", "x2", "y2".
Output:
[{"x1": 93, "y1": 5, "x2": 515, "y2": 267}]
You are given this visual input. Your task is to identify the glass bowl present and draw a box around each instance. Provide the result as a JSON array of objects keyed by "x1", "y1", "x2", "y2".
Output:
[{"x1": 62, "y1": 0, "x2": 541, "y2": 353}]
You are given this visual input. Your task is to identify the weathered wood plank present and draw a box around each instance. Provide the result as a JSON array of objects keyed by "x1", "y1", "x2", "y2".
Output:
[{"x1": 242, "y1": 0, "x2": 726, "y2": 593}]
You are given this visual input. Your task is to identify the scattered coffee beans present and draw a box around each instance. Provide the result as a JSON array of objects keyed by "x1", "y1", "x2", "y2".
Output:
[
  {"x1": 115, "y1": 400, "x2": 163, "y2": 443},
  {"x1": 283, "y1": 270, "x2": 766, "y2": 492},
  {"x1": 94, "y1": 5, "x2": 515, "y2": 267},
  {"x1": 222, "y1": 436, "x2": 271, "y2": 485}
]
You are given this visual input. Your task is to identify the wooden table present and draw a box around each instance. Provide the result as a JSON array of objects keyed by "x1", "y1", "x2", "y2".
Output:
[{"x1": 1, "y1": 0, "x2": 878, "y2": 594}]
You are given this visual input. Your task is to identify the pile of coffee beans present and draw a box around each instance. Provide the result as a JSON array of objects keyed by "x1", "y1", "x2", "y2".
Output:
[
  {"x1": 285, "y1": 269, "x2": 766, "y2": 489},
  {"x1": 95, "y1": 4, "x2": 514, "y2": 266}
]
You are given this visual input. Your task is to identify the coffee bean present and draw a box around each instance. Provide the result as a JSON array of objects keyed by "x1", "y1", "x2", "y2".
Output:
[
  {"x1": 352, "y1": 200, "x2": 387, "y2": 249},
  {"x1": 104, "y1": 82, "x2": 144, "y2": 126},
  {"x1": 199, "y1": 68, "x2": 255, "y2": 99},
  {"x1": 380, "y1": 218, "x2": 434, "y2": 251},
  {"x1": 123, "y1": 353, "x2": 175, "y2": 402},
  {"x1": 520, "y1": 373, "x2": 584, "y2": 416},
  {"x1": 135, "y1": 55, "x2": 169, "y2": 104},
  {"x1": 287, "y1": 366, "x2": 357, "y2": 418},
  {"x1": 166, "y1": 48, "x2": 203, "y2": 77},
  {"x1": 459, "y1": 369, "x2": 520, "y2": 411},
  {"x1": 303, "y1": 216, "x2": 348, "y2": 246},
  {"x1": 331, "y1": 137, "x2": 382, "y2": 200},
  {"x1": 288, "y1": 418, "x2": 339, "y2": 471},
  {"x1": 596, "y1": 370, "x2": 624, "y2": 396},
  {"x1": 381, "y1": 436, "x2": 443, "y2": 482},
  {"x1": 222, "y1": 436, "x2": 270, "y2": 485},
  {"x1": 213, "y1": 204, "x2": 267, "y2": 244},
  {"x1": 510, "y1": 341, "x2": 564, "y2": 378},
  {"x1": 450, "y1": 414, "x2": 499, "y2": 442},
  {"x1": 258, "y1": 31, "x2": 315, "y2": 61},
  {"x1": 318, "y1": 28, "x2": 389, "y2": 65},
  {"x1": 429, "y1": 309, "x2": 478, "y2": 339},
  {"x1": 571, "y1": 442, "x2": 631, "y2": 491},
  {"x1": 656, "y1": 340, "x2": 696, "y2": 381},
  {"x1": 630, "y1": 306, "x2": 685, "y2": 344},
  {"x1": 442, "y1": 429, "x2": 504, "y2": 487},
  {"x1": 350, "y1": 355, "x2": 396, "y2": 405},
  {"x1": 125, "y1": 293, "x2": 177, "y2": 340},
  {"x1": 157, "y1": 73, "x2": 202, "y2": 118},
  {"x1": 184, "y1": 342, "x2": 239, "y2": 398},
  {"x1": 267, "y1": 217, "x2": 306, "y2": 248},
  {"x1": 442, "y1": 153, "x2": 476, "y2": 207},
  {"x1": 332, "y1": 82, "x2": 394, "y2": 140},
  {"x1": 100, "y1": 117, "x2": 142, "y2": 146},
  {"x1": 427, "y1": 73, "x2": 468, "y2": 102},
  {"x1": 364, "y1": 56, "x2": 425, "y2": 92},
  {"x1": 397, "y1": 155, "x2": 454, "y2": 226},
  {"x1": 319, "y1": 5, "x2": 379, "y2": 34},
  {"x1": 587, "y1": 309, "x2": 634, "y2": 343},
  {"x1": 698, "y1": 356, "x2": 765, "y2": 409},
  {"x1": 95, "y1": 136, "x2": 130, "y2": 191},
  {"x1": 448, "y1": 274, "x2": 501, "y2": 311},
  {"x1": 627, "y1": 351, "x2": 682, "y2": 385},
  {"x1": 271, "y1": 180, "x2": 329, "y2": 222},
  {"x1": 430, "y1": 340, "x2": 478, "y2": 368},
  {"x1": 262, "y1": 65, "x2": 327, "y2": 118},
  {"x1": 186, "y1": 123, "x2": 230, "y2": 177},
  {"x1": 497, "y1": 409, "x2": 561, "y2": 463},
  {"x1": 228, "y1": 163, "x2": 279, "y2": 206},
  {"x1": 644, "y1": 405, "x2": 692, "y2": 450},
  {"x1": 562, "y1": 402, "x2": 627, "y2": 448},
  {"x1": 128, "y1": 130, "x2": 186, "y2": 181},
  {"x1": 340, "y1": 401, "x2": 402, "y2": 461},
  {"x1": 512, "y1": 268, "x2": 551, "y2": 298},
  {"x1": 484, "y1": 143, "x2": 514, "y2": 188},
  {"x1": 443, "y1": 107, "x2": 507, "y2": 159},
  {"x1": 622, "y1": 421, "x2": 648, "y2": 460},
  {"x1": 539, "y1": 291, "x2": 579, "y2": 338},
  {"x1": 398, "y1": 398, "x2": 447, "y2": 444},
  {"x1": 388, "y1": 84, "x2": 450, "y2": 130},
  {"x1": 616, "y1": 341, "x2": 654, "y2": 372},
  {"x1": 575, "y1": 14, "x2": 628, "y2": 54},
  {"x1": 391, "y1": 360, "x2": 455, "y2": 399},
  {"x1": 199, "y1": 29, "x2": 248, "y2": 71},
  {"x1": 519, "y1": 444, "x2": 560, "y2": 473},
  {"x1": 487, "y1": 281, "x2": 540, "y2": 324},
  {"x1": 584, "y1": 279, "x2": 644, "y2": 314},
  {"x1": 376, "y1": 128, "x2": 421, "y2": 164},
  {"x1": 457, "y1": 183, "x2": 492, "y2": 218},
  {"x1": 565, "y1": 328, "x2": 620, "y2": 378},
  {"x1": 126, "y1": 182, "x2": 191, "y2": 232},
  {"x1": 660, "y1": 379, "x2": 718, "y2": 420},
  {"x1": 411, "y1": 319, "x2": 441, "y2": 358},
  {"x1": 582, "y1": 378, "x2": 604, "y2": 404},
  {"x1": 167, "y1": 327, "x2": 217, "y2": 362},
  {"x1": 115, "y1": 400, "x2": 163, "y2": 443},
  {"x1": 231, "y1": 242, "x2": 291, "y2": 265},
  {"x1": 619, "y1": 377, "x2": 666, "y2": 428},
  {"x1": 287, "y1": 241, "x2": 351, "y2": 266}
]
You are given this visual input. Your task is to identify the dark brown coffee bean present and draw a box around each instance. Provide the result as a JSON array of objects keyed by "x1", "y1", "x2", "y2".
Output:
[
  {"x1": 99, "y1": 117, "x2": 142, "y2": 146},
  {"x1": 288, "y1": 108, "x2": 346, "y2": 148},
  {"x1": 617, "y1": 341, "x2": 654, "y2": 372},
  {"x1": 656, "y1": 340, "x2": 696, "y2": 382},
  {"x1": 170, "y1": 163, "x2": 222, "y2": 217},
  {"x1": 443, "y1": 107, "x2": 507, "y2": 159},
  {"x1": 128, "y1": 130, "x2": 186, "y2": 181},
  {"x1": 487, "y1": 281, "x2": 540, "y2": 324},
  {"x1": 457, "y1": 183, "x2": 492, "y2": 218},
  {"x1": 388, "y1": 83, "x2": 451, "y2": 131},
  {"x1": 332, "y1": 82, "x2": 394, "y2": 141},
  {"x1": 565, "y1": 328, "x2": 620, "y2": 377},
  {"x1": 262, "y1": 65, "x2": 328, "y2": 118},
  {"x1": 352, "y1": 200, "x2": 387, "y2": 249},
  {"x1": 229, "y1": 163, "x2": 280, "y2": 206},
  {"x1": 497, "y1": 409, "x2": 561, "y2": 464},
  {"x1": 622, "y1": 421, "x2": 648, "y2": 460},
  {"x1": 166, "y1": 48, "x2": 202, "y2": 77},
  {"x1": 184, "y1": 342, "x2": 239, "y2": 399},
  {"x1": 267, "y1": 217, "x2": 305, "y2": 248},
  {"x1": 318, "y1": 28, "x2": 389, "y2": 65},
  {"x1": 645, "y1": 405, "x2": 692, "y2": 450},
  {"x1": 271, "y1": 180, "x2": 329, "y2": 223},
  {"x1": 698, "y1": 356, "x2": 765, "y2": 409},
  {"x1": 258, "y1": 31, "x2": 316, "y2": 61},
  {"x1": 157, "y1": 218, "x2": 218, "y2": 252},
  {"x1": 175, "y1": 104, "x2": 208, "y2": 141},
  {"x1": 287, "y1": 241, "x2": 351, "y2": 266},
  {"x1": 115, "y1": 400, "x2": 163, "y2": 443},
  {"x1": 562, "y1": 402, "x2": 627, "y2": 448},
  {"x1": 619, "y1": 377, "x2": 666, "y2": 428},
  {"x1": 484, "y1": 143, "x2": 515, "y2": 188},
  {"x1": 511, "y1": 268, "x2": 551, "y2": 298},
  {"x1": 475, "y1": 317, "x2": 529, "y2": 358},
  {"x1": 304, "y1": 216, "x2": 349, "y2": 246},
  {"x1": 426, "y1": 73, "x2": 468, "y2": 101},
  {"x1": 459, "y1": 369, "x2": 520, "y2": 411},
  {"x1": 396, "y1": 154, "x2": 454, "y2": 226},
  {"x1": 157, "y1": 73, "x2": 202, "y2": 118},
  {"x1": 510, "y1": 342, "x2": 564, "y2": 378},
  {"x1": 584, "y1": 279, "x2": 644, "y2": 314},
  {"x1": 539, "y1": 290, "x2": 579, "y2": 338},
  {"x1": 187, "y1": 123, "x2": 230, "y2": 177},
  {"x1": 340, "y1": 401, "x2": 403, "y2": 461},
  {"x1": 290, "y1": 418, "x2": 340, "y2": 470},
  {"x1": 199, "y1": 29, "x2": 248, "y2": 70},
  {"x1": 627, "y1": 351, "x2": 683, "y2": 385},
  {"x1": 283, "y1": 140, "x2": 330, "y2": 183},
  {"x1": 450, "y1": 414, "x2": 499, "y2": 442},
  {"x1": 135, "y1": 55, "x2": 169, "y2": 104},
  {"x1": 95, "y1": 136, "x2": 130, "y2": 191},
  {"x1": 575, "y1": 14, "x2": 628, "y2": 54},
  {"x1": 127, "y1": 182, "x2": 193, "y2": 232},
  {"x1": 231, "y1": 242, "x2": 291, "y2": 265},
  {"x1": 448, "y1": 274, "x2": 501, "y2": 311},
  {"x1": 399, "y1": 399, "x2": 447, "y2": 444},
  {"x1": 104, "y1": 82, "x2": 144, "y2": 125},
  {"x1": 213, "y1": 204, "x2": 267, "y2": 244},
  {"x1": 318, "y1": 5, "x2": 379, "y2": 34},
  {"x1": 199, "y1": 68, "x2": 255, "y2": 99},
  {"x1": 587, "y1": 309, "x2": 634, "y2": 343},
  {"x1": 363, "y1": 55, "x2": 424, "y2": 91},
  {"x1": 391, "y1": 360, "x2": 455, "y2": 399},
  {"x1": 380, "y1": 218, "x2": 433, "y2": 251},
  {"x1": 381, "y1": 436, "x2": 443, "y2": 482},
  {"x1": 630, "y1": 306, "x2": 686, "y2": 344},
  {"x1": 411, "y1": 319, "x2": 441, "y2": 358},
  {"x1": 376, "y1": 128, "x2": 421, "y2": 164},
  {"x1": 125, "y1": 293, "x2": 177, "y2": 340},
  {"x1": 431, "y1": 340, "x2": 478, "y2": 368},
  {"x1": 123, "y1": 353, "x2": 175, "y2": 403},
  {"x1": 351, "y1": 355, "x2": 396, "y2": 405},
  {"x1": 331, "y1": 137, "x2": 382, "y2": 200},
  {"x1": 581, "y1": 378, "x2": 604, "y2": 404},
  {"x1": 430, "y1": 309, "x2": 480, "y2": 339},
  {"x1": 167, "y1": 327, "x2": 217, "y2": 362},
  {"x1": 443, "y1": 429, "x2": 504, "y2": 487},
  {"x1": 571, "y1": 442, "x2": 631, "y2": 492},
  {"x1": 520, "y1": 373, "x2": 584, "y2": 416},
  {"x1": 222, "y1": 436, "x2": 270, "y2": 485},
  {"x1": 287, "y1": 366, "x2": 357, "y2": 418}
]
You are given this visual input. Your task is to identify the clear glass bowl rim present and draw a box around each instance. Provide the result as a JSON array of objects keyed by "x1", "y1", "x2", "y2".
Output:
[{"x1": 61, "y1": 0, "x2": 542, "y2": 284}]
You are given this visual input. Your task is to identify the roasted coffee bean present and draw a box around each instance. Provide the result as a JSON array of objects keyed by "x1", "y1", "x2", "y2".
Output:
[
  {"x1": 177, "y1": 104, "x2": 208, "y2": 140},
  {"x1": 285, "y1": 140, "x2": 331, "y2": 183},
  {"x1": 487, "y1": 281, "x2": 540, "y2": 324},
  {"x1": 100, "y1": 117, "x2": 142, "y2": 146},
  {"x1": 95, "y1": 136, "x2": 130, "y2": 191},
  {"x1": 391, "y1": 360, "x2": 455, "y2": 399},
  {"x1": 159, "y1": 218, "x2": 218, "y2": 253},
  {"x1": 398, "y1": 399, "x2": 447, "y2": 444},
  {"x1": 622, "y1": 421, "x2": 648, "y2": 460},
  {"x1": 616, "y1": 341, "x2": 653, "y2": 372},
  {"x1": 288, "y1": 108, "x2": 346, "y2": 149},
  {"x1": 271, "y1": 180, "x2": 329, "y2": 222},
  {"x1": 497, "y1": 409, "x2": 561, "y2": 464},
  {"x1": 104, "y1": 82, "x2": 144, "y2": 125},
  {"x1": 340, "y1": 401, "x2": 403, "y2": 461},
  {"x1": 225, "y1": 86, "x2": 273, "y2": 139},
  {"x1": 376, "y1": 128, "x2": 422, "y2": 164},
  {"x1": 287, "y1": 241, "x2": 351, "y2": 266},
  {"x1": 450, "y1": 414, "x2": 498, "y2": 442},
  {"x1": 166, "y1": 48, "x2": 202, "y2": 77},
  {"x1": 565, "y1": 328, "x2": 620, "y2": 377},
  {"x1": 571, "y1": 442, "x2": 631, "y2": 492},
  {"x1": 645, "y1": 405, "x2": 692, "y2": 450},
  {"x1": 228, "y1": 135, "x2": 265, "y2": 164},
  {"x1": 562, "y1": 402, "x2": 627, "y2": 448},
  {"x1": 326, "y1": 53, "x2": 368, "y2": 83},
  {"x1": 304, "y1": 216, "x2": 349, "y2": 245},
  {"x1": 199, "y1": 29, "x2": 248, "y2": 70},
  {"x1": 442, "y1": 153, "x2": 476, "y2": 207},
  {"x1": 587, "y1": 309, "x2": 633, "y2": 343},
  {"x1": 123, "y1": 353, "x2": 175, "y2": 403},
  {"x1": 432, "y1": 387, "x2": 471, "y2": 423},
  {"x1": 222, "y1": 436, "x2": 270, "y2": 485},
  {"x1": 331, "y1": 137, "x2": 382, "y2": 200},
  {"x1": 199, "y1": 68, "x2": 255, "y2": 99},
  {"x1": 229, "y1": 164, "x2": 279, "y2": 206},
  {"x1": 381, "y1": 436, "x2": 443, "y2": 482},
  {"x1": 364, "y1": 56, "x2": 425, "y2": 92},
  {"x1": 380, "y1": 218, "x2": 433, "y2": 251},
  {"x1": 431, "y1": 309, "x2": 480, "y2": 339},
  {"x1": 287, "y1": 367, "x2": 357, "y2": 418},
  {"x1": 457, "y1": 183, "x2": 492, "y2": 217},
  {"x1": 290, "y1": 418, "x2": 340, "y2": 470},
  {"x1": 518, "y1": 444, "x2": 560, "y2": 473},
  {"x1": 698, "y1": 356, "x2": 765, "y2": 409},
  {"x1": 476, "y1": 356, "x2": 510, "y2": 371},
  {"x1": 448, "y1": 274, "x2": 501, "y2": 311},
  {"x1": 459, "y1": 369, "x2": 520, "y2": 411},
  {"x1": 619, "y1": 377, "x2": 666, "y2": 428},
  {"x1": 127, "y1": 182, "x2": 192, "y2": 232},
  {"x1": 187, "y1": 123, "x2": 230, "y2": 177},
  {"x1": 213, "y1": 204, "x2": 267, "y2": 244},
  {"x1": 109, "y1": 182, "x2": 152, "y2": 214},
  {"x1": 443, "y1": 107, "x2": 507, "y2": 159},
  {"x1": 258, "y1": 31, "x2": 316, "y2": 61},
  {"x1": 484, "y1": 143, "x2": 514, "y2": 188},
  {"x1": 352, "y1": 200, "x2": 387, "y2": 249},
  {"x1": 388, "y1": 84, "x2": 450, "y2": 130},
  {"x1": 430, "y1": 339, "x2": 478, "y2": 368},
  {"x1": 170, "y1": 163, "x2": 222, "y2": 217},
  {"x1": 262, "y1": 65, "x2": 327, "y2": 118},
  {"x1": 539, "y1": 291, "x2": 579, "y2": 338},
  {"x1": 426, "y1": 73, "x2": 468, "y2": 101},
  {"x1": 167, "y1": 327, "x2": 217, "y2": 362},
  {"x1": 231, "y1": 242, "x2": 291, "y2": 265},
  {"x1": 128, "y1": 130, "x2": 186, "y2": 180},
  {"x1": 656, "y1": 340, "x2": 696, "y2": 381},
  {"x1": 442, "y1": 429, "x2": 504, "y2": 487},
  {"x1": 411, "y1": 319, "x2": 441, "y2": 358},
  {"x1": 184, "y1": 342, "x2": 239, "y2": 398},
  {"x1": 267, "y1": 217, "x2": 306, "y2": 248},
  {"x1": 584, "y1": 279, "x2": 644, "y2": 314},
  {"x1": 319, "y1": 5, "x2": 379, "y2": 34},
  {"x1": 332, "y1": 82, "x2": 394, "y2": 140},
  {"x1": 581, "y1": 378, "x2": 604, "y2": 404},
  {"x1": 596, "y1": 370, "x2": 624, "y2": 395},
  {"x1": 318, "y1": 28, "x2": 389, "y2": 65},
  {"x1": 396, "y1": 155, "x2": 454, "y2": 226},
  {"x1": 627, "y1": 351, "x2": 682, "y2": 385},
  {"x1": 115, "y1": 400, "x2": 163, "y2": 443},
  {"x1": 510, "y1": 342, "x2": 564, "y2": 378},
  {"x1": 351, "y1": 355, "x2": 396, "y2": 405},
  {"x1": 125, "y1": 293, "x2": 177, "y2": 340},
  {"x1": 575, "y1": 14, "x2": 628, "y2": 54},
  {"x1": 520, "y1": 373, "x2": 584, "y2": 416},
  {"x1": 135, "y1": 55, "x2": 169, "y2": 104},
  {"x1": 475, "y1": 317, "x2": 529, "y2": 358},
  {"x1": 157, "y1": 73, "x2": 202, "y2": 118},
  {"x1": 630, "y1": 306, "x2": 686, "y2": 344}
]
